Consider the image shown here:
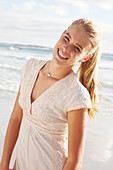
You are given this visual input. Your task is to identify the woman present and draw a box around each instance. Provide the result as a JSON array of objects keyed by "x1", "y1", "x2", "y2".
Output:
[{"x1": 0, "y1": 18, "x2": 101, "y2": 170}]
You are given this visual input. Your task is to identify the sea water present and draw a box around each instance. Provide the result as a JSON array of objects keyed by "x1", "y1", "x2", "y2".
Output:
[{"x1": 0, "y1": 43, "x2": 113, "y2": 169}]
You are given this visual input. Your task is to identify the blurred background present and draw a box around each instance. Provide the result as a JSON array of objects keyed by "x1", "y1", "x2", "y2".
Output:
[{"x1": 0, "y1": 0, "x2": 113, "y2": 169}]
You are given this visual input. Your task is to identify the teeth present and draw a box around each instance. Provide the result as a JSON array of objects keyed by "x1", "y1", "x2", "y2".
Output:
[{"x1": 59, "y1": 50, "x2": 68, "y2": 59}]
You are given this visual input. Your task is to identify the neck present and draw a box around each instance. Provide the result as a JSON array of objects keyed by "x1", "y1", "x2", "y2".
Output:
[{"x1": 46, "y1": 59, "x2": 73, "y2": 79}]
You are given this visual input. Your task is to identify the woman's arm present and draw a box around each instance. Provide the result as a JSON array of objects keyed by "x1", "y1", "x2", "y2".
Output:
[
  {"x1": 0, "y1": 86, "x2": 23, "y2": 170},
  {"x1": 63, "y1": 108, "x2": 88, "y2": 170}
]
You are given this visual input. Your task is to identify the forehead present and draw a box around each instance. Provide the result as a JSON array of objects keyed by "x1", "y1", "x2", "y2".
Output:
[{"x1": 66, "y1": 24, "x2": 91, "y2": 51}]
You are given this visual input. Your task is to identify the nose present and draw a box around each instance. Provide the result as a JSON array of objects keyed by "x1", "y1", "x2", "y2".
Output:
[{"x1": 62, "y1": 44, "x2": 72, "y2": 53}]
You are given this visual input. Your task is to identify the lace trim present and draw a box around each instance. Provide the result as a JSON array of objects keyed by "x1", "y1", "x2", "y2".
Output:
[{"x1": 51, "y1": 134, "x2": 67, "y2": 170}]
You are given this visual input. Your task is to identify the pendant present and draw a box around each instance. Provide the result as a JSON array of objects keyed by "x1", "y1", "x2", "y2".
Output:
[{"x1": 48, "y1": 73, "x2": 51, "y2": 77}]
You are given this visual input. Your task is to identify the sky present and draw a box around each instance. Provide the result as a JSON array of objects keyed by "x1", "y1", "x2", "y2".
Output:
[{"x1": 0, "y1": 0, "x2": 113, "y2": 54}]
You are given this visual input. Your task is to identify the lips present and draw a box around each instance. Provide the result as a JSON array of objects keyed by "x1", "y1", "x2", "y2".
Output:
[{"x1": 57, "y1": 48, "x2": 69, "y2": 60}]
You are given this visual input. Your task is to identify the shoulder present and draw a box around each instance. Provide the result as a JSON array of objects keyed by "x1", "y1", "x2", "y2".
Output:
[
  {"x1": 22, "y1": 58, "x2": 46, "y2": 72},
  {"x1": 24, "y1": 58, "x2": 46, "y2": 68},
  {"x1": 65, "y1": 73, "x2": 92, "y2": 112},
  {"x1": 20, "y1": 58, "x2": 47, "y2": 82},
  {"x1": 70, "y1": 73, "x2": 90, "y2": 99}
]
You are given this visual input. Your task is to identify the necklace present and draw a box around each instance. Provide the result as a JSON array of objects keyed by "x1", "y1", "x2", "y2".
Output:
[
  {"x1": 47, "y1": 61, "x2": 73, "y2": 79},
  {"x1": 47, "y1": 70, "x2": 73, "y2": 78},
  {"x1": 47, "y1": 73, "x2": 51, "y2": 77}
]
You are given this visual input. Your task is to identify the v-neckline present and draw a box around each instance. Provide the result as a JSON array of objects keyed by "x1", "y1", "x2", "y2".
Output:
[{"x1": 30, "y1": 59, "x2": 74, "y2": 107}]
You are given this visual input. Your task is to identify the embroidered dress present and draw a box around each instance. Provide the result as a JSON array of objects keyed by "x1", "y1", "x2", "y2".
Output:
[{"x1": 14, "y1": 58, "x2": 92, "y2": 170}]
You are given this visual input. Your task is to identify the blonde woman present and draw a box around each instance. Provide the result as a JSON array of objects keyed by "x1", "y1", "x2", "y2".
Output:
[{"x1": 0, "y1": 18, "x2": 101, "y2": 170}]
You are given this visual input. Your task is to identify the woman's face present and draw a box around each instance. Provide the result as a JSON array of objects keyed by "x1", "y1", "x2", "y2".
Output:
[{"x1": 53, "y1": 24, "x2": 92, "y2": 67}]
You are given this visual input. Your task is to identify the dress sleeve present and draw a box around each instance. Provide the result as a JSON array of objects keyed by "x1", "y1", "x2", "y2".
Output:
[
  {"x1": 66, "y1": 83, "x2": 92, "y2": 112},
  {"x1": 20, "y1": 58, "x2": 33, "y2": 85},
  {"x1": 18, "y1": 58, "x2": 44, "y2": 109},
  {"x1": 18, "y1": 58, "x2": 35, "y2": 108}
]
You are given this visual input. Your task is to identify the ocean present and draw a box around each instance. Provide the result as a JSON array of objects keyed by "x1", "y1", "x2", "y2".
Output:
[{"x1": 0, "y1": 42, "x2": 113, "y2": 169}]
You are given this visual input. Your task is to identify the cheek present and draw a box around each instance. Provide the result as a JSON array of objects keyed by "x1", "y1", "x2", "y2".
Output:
[
  {"x1": 57, "y1": 38, "x2": 64, "y2": 45},
  {"x1": 53, "y1": 41, "x2": 59, "y2": 52},
  {"x1": 72, "y1": 53, "x2": 82, "y2": 62},
  {"x1": 54, "y1": 39, "x2": 62, "y2": 50},
  {"x1": 53, "y1": 38, "x2": 65, "y2": 52}
]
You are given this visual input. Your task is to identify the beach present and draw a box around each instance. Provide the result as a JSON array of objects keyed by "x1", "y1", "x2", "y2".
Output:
[
  {"x1": 0, "y1": 43, "x2": 113, "y2": 169},
  {"x1": 0, "y1": 89, "x2": 17, "y2": 168}
]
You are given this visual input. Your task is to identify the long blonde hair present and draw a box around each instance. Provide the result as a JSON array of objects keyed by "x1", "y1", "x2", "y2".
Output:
[{"x1": 72, "y1": 18, "x2": 101, "y2": 119}]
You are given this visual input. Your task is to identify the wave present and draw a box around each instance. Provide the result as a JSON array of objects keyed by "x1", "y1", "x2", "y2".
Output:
[
  {"x1": 0, "y1": 82, "x2": 19, "y2": 93},
  {"x1": 0, "y1": 63, "x2": 21, "y2": 72},
  {"x1": 0, "y1": 87, "x2": 17, "y2": 93},
  {"x1": 9, "y1": 46, "x2": 21, "y2": 51},
  {"x1": 99, "y1": 60, "x2": 113, "y2": 70},
  {"x1": 0, "y1": 49, "x2": 52, "y2": 61},
  {"x1": 102, "y1": 53, "x2": 113, "y2": 62},
  {"x1": 100, "y1": 81, "x2": 113, "y2": 89},
  {"x1": 0, "y1": 42, "x2": 53, "y2": 52},
  {"x1": 0, "y1": 49, "x2": 34, "y2": 60},
  {"x1": 99, "y1": 65, "x2": 113, "y2": 71}
]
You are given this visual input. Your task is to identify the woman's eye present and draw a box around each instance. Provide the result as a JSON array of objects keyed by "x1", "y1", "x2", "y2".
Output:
[
  {"x1": 74, "y1": 46, "x2": 80, "y2": 52},
  {"x1": 64, "y1": 36, "x2": 70, "y2": 41}
]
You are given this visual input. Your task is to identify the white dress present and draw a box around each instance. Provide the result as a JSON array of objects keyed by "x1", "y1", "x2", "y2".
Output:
[{"x1": 13, "y1": 58, "x2": 92, "y2": 170}]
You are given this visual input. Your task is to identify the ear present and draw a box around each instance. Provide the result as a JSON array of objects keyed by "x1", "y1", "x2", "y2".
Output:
[{"x1": 80, "y1": 54, "x2": 92, "y2": 62}]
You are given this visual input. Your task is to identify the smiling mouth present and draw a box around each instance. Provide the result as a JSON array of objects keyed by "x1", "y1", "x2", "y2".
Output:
[{"x1": 57, "y1": 48, "x2": 69, "y2": 60}]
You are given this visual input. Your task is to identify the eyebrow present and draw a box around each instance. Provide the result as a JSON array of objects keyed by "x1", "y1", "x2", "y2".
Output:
[{"x1": 66, "y1": 32, "x2": 83, "y2": 50}]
